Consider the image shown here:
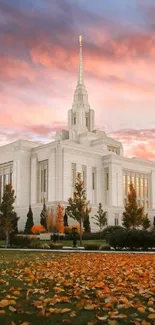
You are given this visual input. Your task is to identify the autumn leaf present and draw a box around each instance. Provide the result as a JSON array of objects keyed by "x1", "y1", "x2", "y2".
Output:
[
  {"x1": 0, "y1": 310, "x2": 6, "y2": 314},
  {"x1": 147, "y1": 314, "x2": 155, "y2": 319},
  {"x1": 9, "y1": 306, "x2": 16, "y2": 312}
]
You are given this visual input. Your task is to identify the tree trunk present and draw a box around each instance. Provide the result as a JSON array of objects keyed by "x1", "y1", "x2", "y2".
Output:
[
  {"x1": 5, "y1": 231, "x2": 10, "y2": 248},
  {"x1": 80, "y1": 219, "x2": 82, "y2": 246}
]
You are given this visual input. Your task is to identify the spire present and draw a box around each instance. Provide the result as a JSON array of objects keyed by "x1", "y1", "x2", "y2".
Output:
[{"x1": 77, "y1": 35, "x2": 84, "y2": 85}]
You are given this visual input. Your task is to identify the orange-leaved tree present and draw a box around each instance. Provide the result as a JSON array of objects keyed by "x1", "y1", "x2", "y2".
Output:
[
  {"x1": 67, "y1": 172, "x2": 91, "y2": 245},
  {"x1": 31, "y1": 224, "x2": 46, "y2": 234},
  {"x1": 122, "y1": 183, "x2": 144, "y2": 229},
  {"x1": 56, "y1": 203, "x2": 64, "y2": 233}
]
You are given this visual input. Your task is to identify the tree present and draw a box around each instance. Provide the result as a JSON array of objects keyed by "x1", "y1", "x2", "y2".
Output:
[
  {"x1": 83, "y1": 214, "x2": 91, "y2": 233},
  {"x1": 122, "y1": 183, "x2": 144, "y2": 229},
  {"x1": 92, "y1": 203, "x2": 107, "y2": 239},
  {"x1": 56, "y1": 203, "x2": 64, "y2": 233},
  {"x1": 67, "y1": 172, "x2": 91, "y2": 245},
  {"x1": 31, "y1": 224, "x2": 46, "y2": 234},
  {"x1": 24, "y1": 205, "x2": 34, "y2": 234},
  {"x1": 0, "y1": 184, "x2": 19, "y2": 247},
  {"x1": 142, "y1": 213, "x2": 150, "y2": 230},
  {"x1": 40, "y1": 199, "x2": 47, "y2": 230}
]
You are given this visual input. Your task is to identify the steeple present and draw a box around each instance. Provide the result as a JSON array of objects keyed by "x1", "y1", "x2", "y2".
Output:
[
  {"x1": 68, "y1": 35, "x2": 95, "y2": 137},
  {"x1": 77, "y1": 35, "x2": 84, "y2": 85}
]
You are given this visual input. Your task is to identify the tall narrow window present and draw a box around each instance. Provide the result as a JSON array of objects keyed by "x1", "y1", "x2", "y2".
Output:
[
  {"x1": 123, "y1": 175, "x2": 126, "y2": 194},
  {"x1": 74, "y1": 117, "x2": 76, "y2": 125},
  {"x1": 82, "y1": 165, "x2": 87, "y2": 189},
  {"x1": 10, "y1": 172, "x2": 13, "y2": 185},
  {"x1": 3, "y1": 174, "x2": 6, "y2": 192},
  {"x1": 145, "y1": 178, "x2": 148, "y2": 197},
  {"x1": 92, "y1": 170, "x2": 95, "y2": 190},
  {"x1": 86, "y1": 117, "x2": 89, "y2": 128},
  {"x1": 136, "y1": 176, "x2": 140, "y2": 196},
  {"x1": 39, "y1": 160, "x2": 48, "y2": 203},
  {"x1": 71, "y1": 163, "x2": 76, "y2": 188},
  {"x1": 140, "y1": 178, "x2": 144, "y2": 197},
  {"x1": 92, "y1": 167, "x2": 96, "y2": 204},
  {"x1": 106, "y1": 172, "x2": 109, "y2": 190},
  {"x1": 114, "y1": 213, "x2": 119, "y2": 226}
]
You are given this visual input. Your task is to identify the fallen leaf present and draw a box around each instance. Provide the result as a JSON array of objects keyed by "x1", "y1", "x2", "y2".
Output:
[{"x1": 9, "y1": 306, "x2": 16, "y2": 312}]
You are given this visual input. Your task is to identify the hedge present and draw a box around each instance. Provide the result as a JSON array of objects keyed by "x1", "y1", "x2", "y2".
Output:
[{"x1": 109, "y1": 229, "x2": 155, "y2": 250}]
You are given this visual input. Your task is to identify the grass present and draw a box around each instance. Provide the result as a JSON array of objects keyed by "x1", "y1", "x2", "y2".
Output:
[
  {"x1": 0, "y1": 251, "x2": 155, "y2": 325},
  {"x1": 0, "y1": 239, "x2": 106, "y2": 248}
]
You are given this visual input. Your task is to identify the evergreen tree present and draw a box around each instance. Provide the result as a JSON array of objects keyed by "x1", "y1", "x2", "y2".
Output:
[
  {"x1": 142, "y1": 213, "x2": 150, "y2": 230},
  {"x1": 40, "y1": 199, "x2": 47, "y2": 230},
  {"x1": 0, "y1": 184, "x2": 19, "y2": 247},
  {"x1": 67, "y1": 172, "x2": 91, "y2": 245},
  {"x1": 92, "y1": 203, "x2": 107, "y2": 239},
  {"x1": 83, "y1": 214, "x2": 91, "y2": 233},
  {"x1": 122, "y1": 183, "x2": 144, "y2": 229},
  {"x1": 24, "y1": 205, "x2": 34, "y2": 234}
]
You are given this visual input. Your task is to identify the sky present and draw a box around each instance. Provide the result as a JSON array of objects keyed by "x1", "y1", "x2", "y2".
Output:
[{"x1": 1, "y1": 0, "x2": 155, "y2": 159}]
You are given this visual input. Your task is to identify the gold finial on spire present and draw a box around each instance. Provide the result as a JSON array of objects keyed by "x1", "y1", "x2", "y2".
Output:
[{"x1": 79, "y1": 35, "x2": 82, "y2": 47}]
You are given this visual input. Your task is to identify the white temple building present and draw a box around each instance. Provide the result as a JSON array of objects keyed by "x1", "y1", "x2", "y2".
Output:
[{"x1": 0, "y1": 36, "x2": 155, "y2": 231}]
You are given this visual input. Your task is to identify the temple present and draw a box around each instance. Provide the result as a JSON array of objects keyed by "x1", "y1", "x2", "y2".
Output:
[{"x1": 0, "y1": 36, "x2": 155, "y2": 230}]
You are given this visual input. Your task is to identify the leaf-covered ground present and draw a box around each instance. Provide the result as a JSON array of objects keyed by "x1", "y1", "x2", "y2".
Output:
[{"x1": 0, "y1": 252, "x2": 155, "y2": 325}]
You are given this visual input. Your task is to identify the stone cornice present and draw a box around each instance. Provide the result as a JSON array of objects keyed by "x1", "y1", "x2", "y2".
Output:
[{"x1": 103, "y1": 153, "x2": 155, "y2": 169}]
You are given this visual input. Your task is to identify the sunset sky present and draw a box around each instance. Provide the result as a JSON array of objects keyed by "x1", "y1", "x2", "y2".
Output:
[{"x1": 1, "y1": 0, "x2": 155, "y2": 159}]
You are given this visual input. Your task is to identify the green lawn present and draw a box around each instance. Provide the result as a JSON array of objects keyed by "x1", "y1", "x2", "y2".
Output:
[
  {"x1": 0, "y1": 251, "x2": 155, "y2": 325},
  {"x1": 0, "y1": 239, "x2": 106, "y2": 248}
]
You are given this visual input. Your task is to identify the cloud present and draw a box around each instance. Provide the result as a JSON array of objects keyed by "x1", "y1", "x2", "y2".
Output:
[{"x1": 110, "y1": 128, "x2": 155, "y2": 160}]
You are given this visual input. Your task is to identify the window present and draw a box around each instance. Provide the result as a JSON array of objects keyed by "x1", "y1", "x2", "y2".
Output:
[
  {"x1": 123, "y1": 175, "x2": 126, "y2": 195},
  {"x1": 92, "y1": 167, "x2": 96, "y2": 204},
  {"x1": 114, "y1": 214, "x2": 119, "y2": 226},
  {"x1": 145, "y1": 178, "x2": 148, "y2": 197},
  {"x1": 0, "y1": 163, "x2": 13, "y2": 202},
  {"x1": 10, "y1": 172, "x2": 12, "y2": 184},
  {"x1": 145, "y1": 201, "x2": 149, "y2": 209},
  {"x1": 92, "y1": 171, "x2": 95, "y2": 190},
  {"x1": 123, "y1": 170, "x2": 150, "y2": 210},
  {"x1": 136, "y1": 177, "x2": 140, "y2": 196},
  {"x1": 39, "y1": 160, "x2": 48, "y2": 202},
  {"x1": 140, "y1": 178, "x2": 144, "y2": 197},
  {"x1": 82, "y1": 165, "x2": 87, "y2": 189},
  {"x1": 86, "y1": 117, "x2": 89, "y2": 128},
  {"x1": 71, "y1": 163, "x2": 76, "y2": 187},
  {"x1": 74, "y1": 117, "x2": 76, "y2": 125},
  {"x1": 106, "y1": 172, "x2": 109, "y2": 190}
]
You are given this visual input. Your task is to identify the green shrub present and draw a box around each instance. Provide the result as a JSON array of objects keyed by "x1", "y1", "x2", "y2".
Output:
[
  {"x1": 40, "y1": 243, "x2": 50, "y2": 249},
  {"x1": 28, "y1": 240, "x2": 42, "y2": 249},
  {"x1": 84, "y1": 244, "x2": 100, "y2": 250},
  {"x1": 99, "y1": 244, "x2": 111, "y2": 251},
  {"x1": 102, "y1": 226, "x2": 126, "y2": 242},
  {"x1": 50, "y1": 243, "x2": 63, "y2": 249},
  {"x1": 10, "y1": 235, "x2": 31, "y2": 248},
  {"x1": 109, "y1": 229, "x2": 155, "y2": 250}
]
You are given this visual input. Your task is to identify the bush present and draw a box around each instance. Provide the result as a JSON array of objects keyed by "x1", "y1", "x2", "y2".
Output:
[
  {"x1": 109, "y1": 229, "x2": 155, "y2": 250},
  {"x1": 102, "y1": 226, "x2": 126, "y2": 242},
  {"x1": 109, "y1": 229, "x2": 127, "y2": 250},
  {"x1": 10, "y1": 235, "x2": 31, "y2": 248},
  {"x1": 28, "y1": 240, "x2": 42, "y2": 249},
  {"x1": 50, "y1": 243, "x2": 63, "y2": 249},
  {"x1": 99, "y1": 244, "x2": 111, "y2": 251},
  {"x1": 84, "y1": 244, "x2": 100, "y2": 250}
]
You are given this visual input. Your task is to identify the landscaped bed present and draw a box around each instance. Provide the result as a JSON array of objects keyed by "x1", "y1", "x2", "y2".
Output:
[{"x1": 0, "y1": 251, "x2": 155, "y2": 324}]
